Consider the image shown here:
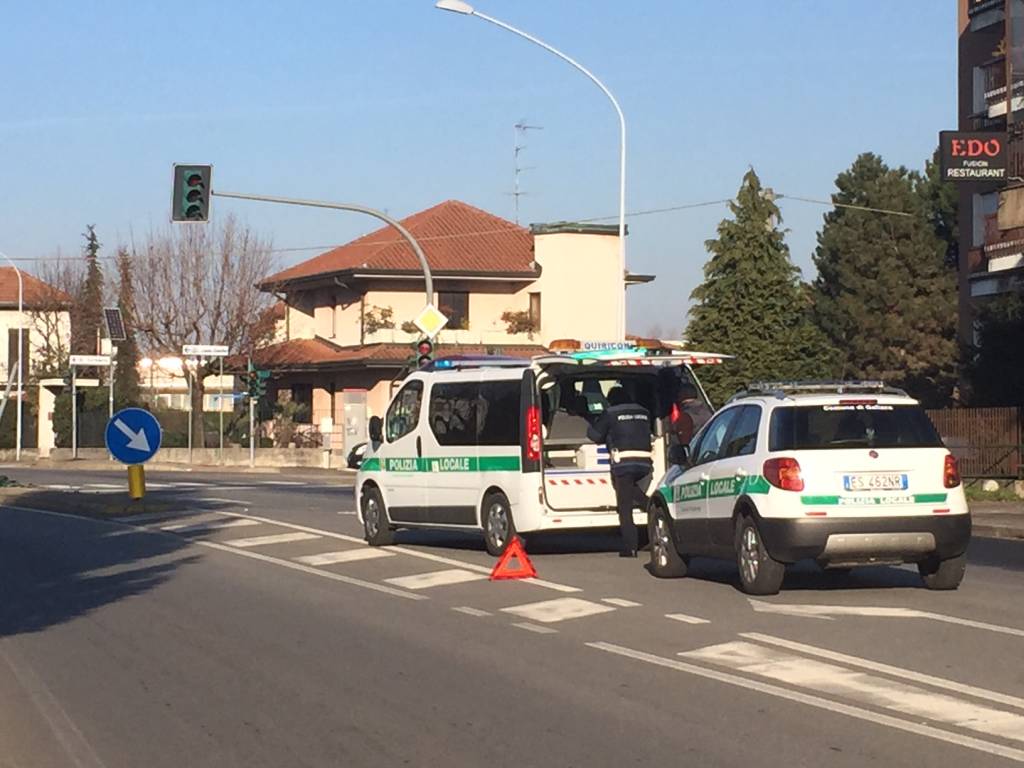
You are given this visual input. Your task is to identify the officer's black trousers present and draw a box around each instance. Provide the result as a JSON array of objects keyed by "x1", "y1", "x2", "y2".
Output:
[{"x1": 611, "y1": 467, "x2": 650, "y2": 554}]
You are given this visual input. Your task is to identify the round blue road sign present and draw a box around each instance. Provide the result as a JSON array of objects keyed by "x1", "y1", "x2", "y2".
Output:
[{"x1": 105, "y1": 407, "x2": 162, "y2": 465}]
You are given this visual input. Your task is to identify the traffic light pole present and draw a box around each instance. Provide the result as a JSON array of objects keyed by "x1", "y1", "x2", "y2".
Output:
[{"x1": 210, "y1": 191, "x2": 433, "y2": 305}]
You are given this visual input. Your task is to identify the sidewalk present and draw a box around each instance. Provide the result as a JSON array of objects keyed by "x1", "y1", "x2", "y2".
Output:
[{"x1": 969, "y1": 502, "x2": 1024, "y2": 540}]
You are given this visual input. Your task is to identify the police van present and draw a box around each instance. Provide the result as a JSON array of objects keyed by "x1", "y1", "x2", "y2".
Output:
[{"x1": 356, "y1": 344, "x2": 724, "y2": 554}]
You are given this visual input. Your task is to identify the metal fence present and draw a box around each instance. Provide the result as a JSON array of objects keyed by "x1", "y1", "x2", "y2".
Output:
[{"x1": 926, "y1": 406, "x2": 1023, "y2": 480}]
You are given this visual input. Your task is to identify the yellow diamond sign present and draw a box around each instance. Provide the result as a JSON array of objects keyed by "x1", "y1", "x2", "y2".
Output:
[{"x1": 413, "y1": 303, "x2": 448, "y2": 338}]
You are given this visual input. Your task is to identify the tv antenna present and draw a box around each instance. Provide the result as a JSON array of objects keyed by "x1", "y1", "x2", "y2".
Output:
[{"x1": 512, "y1": 121, "x2": 543, "y2": 224}]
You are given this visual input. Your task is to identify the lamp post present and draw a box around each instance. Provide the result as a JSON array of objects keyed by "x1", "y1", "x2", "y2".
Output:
[
  {"x1": 0, "y1": 252, "x2": 23, "y2": 461},
  {"x1": 436, "y1": 0, "x2": 628, "y2": 340}
]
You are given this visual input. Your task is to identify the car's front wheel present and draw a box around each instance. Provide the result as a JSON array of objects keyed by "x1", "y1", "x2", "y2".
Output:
[
  {"x1": 649, "y1": 502, "x2": 687, "y2": 578},
  {"x1": 735, "y1": 514, "x2": 785, "y2": 595},
  {"x1": 918, "y1": 552, "x2": 967, "y2": 590}
]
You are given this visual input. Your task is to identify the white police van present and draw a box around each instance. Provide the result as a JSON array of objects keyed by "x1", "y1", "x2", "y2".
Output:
[
  {"x1": 357, "y1": 344, "x2": 723, "y2": 555},
  {"x1": 648, "y1": 381, "x2": 971, "y2": 594}
]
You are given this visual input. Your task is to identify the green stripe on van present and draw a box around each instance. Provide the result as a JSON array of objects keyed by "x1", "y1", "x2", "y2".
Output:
[
  {"x1": 800, "y1": 493, "x2": 948, "y2": 506},
  {"x1": 361, "y1": 456, "x2": 521, "y2": 473}
]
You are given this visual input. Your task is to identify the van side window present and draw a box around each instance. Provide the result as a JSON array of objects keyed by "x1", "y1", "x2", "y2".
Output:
[
  {"x1": 429, "y1": 382, "x2": 478, "y2": 446},
  {"x1": 477, "y1": 380, "x2": 521, "y2": 445},
  {"x1": 386, "y1": 381, "x2": 423, "y2": 442}
]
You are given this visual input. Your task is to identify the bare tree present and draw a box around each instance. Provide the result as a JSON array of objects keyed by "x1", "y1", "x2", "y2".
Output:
[
  {"x1": 28, "y1": 257, "x2": 82, "y2": 378},
  {"x1": 128, "y1": 215, "x2": 276, "y2": 446}
]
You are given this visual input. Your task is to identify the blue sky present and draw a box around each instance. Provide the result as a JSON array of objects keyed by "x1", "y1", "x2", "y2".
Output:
[{"x1": 1, "y1": 1, "x2": 955, "y2": 337}]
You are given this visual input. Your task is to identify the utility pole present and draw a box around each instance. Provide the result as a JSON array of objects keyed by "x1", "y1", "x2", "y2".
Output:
[
  {"x1": 108, "y1": 348, "x2": 116, "y2": 462},
  {"x1": 71, "y1": 365, "x2": 77, "y2": 460},
  {"x1": 248, "y1": 356, "x2": 255, "y2": 469},
  {"x1": 512, "y1": 121, "x2": 543, "y2": 224}
]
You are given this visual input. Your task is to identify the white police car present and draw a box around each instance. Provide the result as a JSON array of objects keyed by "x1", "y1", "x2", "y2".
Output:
[{"x1": 648, "y1": 381, "x2": 971, "y2": 594}]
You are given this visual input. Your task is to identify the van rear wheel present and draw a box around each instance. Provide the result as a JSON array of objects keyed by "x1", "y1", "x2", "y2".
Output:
[
  {"x1": 735, "y1": 515, "x2": 785, "y2": 595},
  {"x1": 362, "y1": 486, "x2": 394, "y2": 546},
  {"x1": 918, "y1": 553, "x2": 967, "y2": 590},
  {"x1": 483, "y1": 491, "x2": 515, "y2": 556}
]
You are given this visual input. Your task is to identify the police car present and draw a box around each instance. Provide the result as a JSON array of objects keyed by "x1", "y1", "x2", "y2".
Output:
[
  {"x1": 356, "y1": 343, "x2": 724, "y2": 555},
  {"x1": 648, "y1": 381, "x2": 971, "y2": 594}
]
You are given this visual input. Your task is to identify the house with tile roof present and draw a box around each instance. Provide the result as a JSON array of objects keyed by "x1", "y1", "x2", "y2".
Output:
[
  {"x1": 250, "y1": 199, "x2": 653, "y2": 452},
  {"x1": 0, "y1": 266, "x2": 72, "y2": 385}
]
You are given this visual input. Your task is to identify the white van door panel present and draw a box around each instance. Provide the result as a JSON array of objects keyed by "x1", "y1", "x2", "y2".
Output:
[{"x1": 380, "y1": 380, "x2": 428, "y2": 521}]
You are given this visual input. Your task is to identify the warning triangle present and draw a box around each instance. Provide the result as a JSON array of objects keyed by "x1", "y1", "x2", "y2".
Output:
[{"x1": 489, "y1": 536, "x2": 537, "y2": 581}]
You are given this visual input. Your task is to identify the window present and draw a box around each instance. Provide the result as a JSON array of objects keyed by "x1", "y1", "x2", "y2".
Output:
[
  {"x1": 429, "y1": 381, "x2": 478, "y2": 446},
  {"x1": 386, "y1": 381, "x2": 423, "y2": 442},
  {"x1": 769, "y1": 404, "x2": 943, "y2": 451},
  {"x1": 438, "y1": 291, "x2": 469, "y2": 330},
  {"x1": 291, "y1": 384, "x2": 313, "y2": 424},
  {"x1": 723, "y1": 405, "x2": 761, "y2": 458},
  {"x1": 6, "y1": 329, "x2": 28, "y2": 378},
  {"x1": 477, "y1": 380, "x2": 521, "y2": 445},
  {"x1": 690, "y1": 407, "x2": 741, "y2": 466},
  {"x1": 529, "y1": 292, "x2": 541, "y2": 330}
]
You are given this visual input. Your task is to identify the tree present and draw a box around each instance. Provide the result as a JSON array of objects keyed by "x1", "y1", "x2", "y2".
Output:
[
  {"x1": 811, "y1": 153, "x2": 957, "y2": 406},
  {"x1": 70, "y1": 225, "x2": 103, "y2": 355},
  {"x1": 920, "y1": 147, "x2": 959, "y2": 269},
  {"x1": 113, "y1": 247, "x2": 142, "y2": 409},
  {"x1": 965, "y1": 295, "x2": 1024, "y2": 406},
  {"x1": 127, "y1": 215, "x2": 276, "y2": 447},
  {"x1": 28, "y1": 257, "x2": 80, "y2": 378},
  {"x1": 685, "y1": 169, "x2": 836, "y2": 404}
]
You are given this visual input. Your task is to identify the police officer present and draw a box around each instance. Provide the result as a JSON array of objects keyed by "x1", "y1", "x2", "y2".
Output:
[{"x1": 587, "y1": 386, "x2": 653, "y2": 558}]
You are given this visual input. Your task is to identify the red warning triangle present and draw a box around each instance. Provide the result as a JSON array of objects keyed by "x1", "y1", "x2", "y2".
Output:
[{"x1": 489, "y1": 536, "x2": 537, "y2": 581}]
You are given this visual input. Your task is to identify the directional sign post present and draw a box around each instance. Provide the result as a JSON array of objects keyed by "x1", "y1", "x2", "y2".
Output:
[{"x1": 105, "y1": 408, "x2": 162, "y2": 500}]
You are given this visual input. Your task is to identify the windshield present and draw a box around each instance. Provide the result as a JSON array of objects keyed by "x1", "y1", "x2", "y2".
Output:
[{"x1": 769, "y1": 404, "x2": 943, "y2": 451}]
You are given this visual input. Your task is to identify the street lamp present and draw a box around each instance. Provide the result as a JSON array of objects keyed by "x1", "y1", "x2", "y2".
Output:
[
  {"x1": 436, "y1": 0, "x2": 628, "y2": 340},
  {"x1": 0, "y1": 251, "x2": 23, "y2": 461}
]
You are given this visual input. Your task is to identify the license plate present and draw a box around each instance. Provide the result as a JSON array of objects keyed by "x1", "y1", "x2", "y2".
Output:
[{"x1": 843, "y1": 473, "x2": 907, "y2": 492}]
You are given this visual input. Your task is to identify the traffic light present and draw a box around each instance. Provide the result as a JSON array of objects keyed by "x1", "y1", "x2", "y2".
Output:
[
  {"x1": 246, "y1": 369, "x2": 270, "y2": 400},
  {"x1": 416, "y1": 338, "x2": 433, "y2": 368},
  {"x1": 171, "y1": 164, "x2": 212, "y2": 222}
]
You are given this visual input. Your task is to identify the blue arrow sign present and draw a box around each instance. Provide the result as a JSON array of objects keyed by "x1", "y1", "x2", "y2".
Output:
[{"x1": 105, "y1": 408, "x2": 162, "y2": 465}]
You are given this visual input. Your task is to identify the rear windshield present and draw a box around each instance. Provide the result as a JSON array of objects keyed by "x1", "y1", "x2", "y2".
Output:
[{"x1": 769, "y1": 404, "x2": 943, "y2": 451}]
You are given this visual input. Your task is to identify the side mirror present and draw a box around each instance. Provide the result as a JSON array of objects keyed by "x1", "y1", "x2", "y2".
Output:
[
  {"x1": 369, "y1": 415, "x2": 383, "y2": 444},
  {"x1": 668, "y1": 442, "x2": 689, "y2": 467}
]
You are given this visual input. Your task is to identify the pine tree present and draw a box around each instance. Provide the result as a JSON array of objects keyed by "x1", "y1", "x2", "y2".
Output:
[
  {"x1": 70, "y1": 225, "x2": 104, "y2": 355},
  {"x1": 920, "y1": 148, "x2": 959, "y2": 268},
  {"x1": 114, "y1": 247, "x2": 142, "y2": 408},
  {"x1": 685, "y1": 169, "x2": 837, "y2": 405},
  {"x1": 811, "y1": 153, "x2": 957, "y2": 406}
]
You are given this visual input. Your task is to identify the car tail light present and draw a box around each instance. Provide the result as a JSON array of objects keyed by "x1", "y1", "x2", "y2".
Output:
[
  {"x1": 525, "y1": 405, "x2": 542, "y2": 462},
  {"x1": 943, "y1": 454, "x2": 961, "y2": 488},
  {"x1": 763, "y1": 457, "x2": 804, "y2": 491}
]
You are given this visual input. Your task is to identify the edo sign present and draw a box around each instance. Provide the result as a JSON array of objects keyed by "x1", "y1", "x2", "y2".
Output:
[{"x1": 939, "y1": 131, "x2": 1007, "y2": 182}]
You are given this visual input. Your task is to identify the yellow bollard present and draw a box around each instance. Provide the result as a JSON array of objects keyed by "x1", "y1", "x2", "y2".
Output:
[{"x1": 127, "y1": 464, "x2": 146, "y2": 500}]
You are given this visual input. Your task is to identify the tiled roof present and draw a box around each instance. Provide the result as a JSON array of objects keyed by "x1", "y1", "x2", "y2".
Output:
[
  {"x1": 261, "y1": 200, "x2": 535, "y2": 286},
  {"x1": 0, "y1": 267, "x2": 72, "y2": 307},
  {"x1": 239, "y1": 338, "x2": 548, "y2": 371}
]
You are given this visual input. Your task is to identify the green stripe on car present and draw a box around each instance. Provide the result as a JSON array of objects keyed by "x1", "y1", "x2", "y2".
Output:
[
  {"x1": 660, "y1": 475, "x2": 771, "y2": 504},
  {"x1": 800, "y1": 493, "x2": 949, "y2": 506}
]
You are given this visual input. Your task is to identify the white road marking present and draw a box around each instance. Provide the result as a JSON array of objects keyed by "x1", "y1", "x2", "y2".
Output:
[
  {"x1": 223, "y1": 532, "x2": 320, "y2": 548},
  {"x1": 741, "y1": 632, "x2": 1024, "y2": 711},
  {"x1": 682, "y1": 640, "x2": 1024, "y2": 744},
  {"x1": 168, "y1": 482, "x2": 209, "y2": 487},
  {"x1": 145, "y1": 482, "x2": 173, "y2": 488},
  {"x1": 201, "y1": 497, "x2": 253, "y2": 506},
  {"x1": 84, "y1": 483, "x2": 121, "y2": 489},
  {"x1": 452, "y1": 606, "x2": 492, "y2": 617},
  {"x1": 205, "y1": 509, "x2": 582, "y2": 593},
  {"x1": 43, "y1": 484, "x2": 74, "y2": 490},
  {"x1": 665, "y1": 613, "x2": 711, "y2": 625},
  {"x1": 749, "y1": 599, "x2": 1024, "y2": 638},
  {"x1": 295, "y1": 549, "x2": 394, "y2": 566},
  {"x1": 512, "y1": 622, "x2": 558, "y2": 634},
  {"x1": 260, "y1": 480, "x2": 305, "y2": 485},
  {"x1": 588, "y1": 641, "x2": 1024, "y2": 764},
  {"x1": 161, "y1": 518, "x2": 261, "y2": 533},
  {"x1": 386, "y1": 569, "x2": 488, "y2": 590},
  {"x1": 502, "y1": 597, "x2": 615, "y2": 624},
  {"x1": 1, "y1": 504, "x2": 426, "y2": 602},
  {"x1": 112, "y1": 511, "x2": 182, "y2": 524},
  {"x1": 602, "y1": 598, "x2": 641, "y2": 608}
]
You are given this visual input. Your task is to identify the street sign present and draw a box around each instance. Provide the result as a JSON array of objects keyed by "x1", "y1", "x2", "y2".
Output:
[
  {"x1": 105, "y1": 407, "x2": 162, "y2": 465},
  {"x1": 70, "y1": 354, "x2": 112, "y2": 367},
  {"x1": 413, "y1": 304, "x2": 448, "y2": 339},
  {"x1": 182, "y1": 344, "x2": 229, "y2": 357},
  {"x1": 104, "y1": 307, "x2": 127, "y2": 342}
]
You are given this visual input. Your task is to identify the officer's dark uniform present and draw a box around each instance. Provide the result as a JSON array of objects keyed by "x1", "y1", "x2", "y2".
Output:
[{"x1": 587, "y1": 388, "x2": 653, "y2": 557}]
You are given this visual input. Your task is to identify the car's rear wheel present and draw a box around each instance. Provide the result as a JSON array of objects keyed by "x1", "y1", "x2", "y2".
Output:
[
  {"x1": 735, "y1": 515, "x2": 785, "y2": 595},
  {"x1": 483, "y1": 491, "x2": 515, "y2": 556},
  {"x1": 362, "y1": 486, "x2": 394, "y2": 546},
  {"x1": 918, "y1": 552, "x2": 967, "y2": 590},
  {"x1": 649, "y1": 502, "x2": 687, "y2": 578}
]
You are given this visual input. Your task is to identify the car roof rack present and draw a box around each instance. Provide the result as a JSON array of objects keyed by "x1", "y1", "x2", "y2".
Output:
[
  {"x1": 421, "y1": 356, "x2": 531, "y2": 372},
  {"x1": 728, "y1": 380, "x2": 908, "y2": 401}
]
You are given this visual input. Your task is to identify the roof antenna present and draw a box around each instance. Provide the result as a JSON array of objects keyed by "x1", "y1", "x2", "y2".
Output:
[{"x1": 511, "y1": 120, "x2": 543, "y2": 224}]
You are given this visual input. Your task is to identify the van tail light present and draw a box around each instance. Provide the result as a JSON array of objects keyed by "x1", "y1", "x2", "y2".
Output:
[
  {"x1": 943, "y1": 454, "x2": 961, "y2": 488},
  {"x1": 525, "y1": 405, "x2": 542, "y2": 462},
  {"x1": 670, "y1": 403, "x2": 681, "y2": 424},
  {"x1": 763, "y1": 457, "x2": 804, "y2": 492}
]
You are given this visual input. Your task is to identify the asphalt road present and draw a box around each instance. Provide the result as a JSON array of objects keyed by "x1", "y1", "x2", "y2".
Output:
[{"x1": 2, "y1": 466, "x2": 1024, "y2": 767}]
